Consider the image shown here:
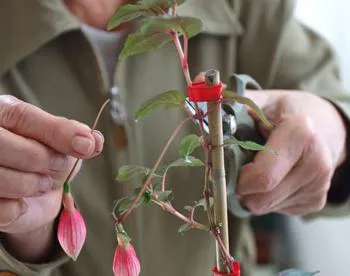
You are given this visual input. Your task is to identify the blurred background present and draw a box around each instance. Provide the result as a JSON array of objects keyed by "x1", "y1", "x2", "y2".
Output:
[
  {"x1": 282, "y1": 0, "x2": 350, "y2": 274},
  {"x1": 253, "y1": 1, "x2": 350, "y2": 275}
]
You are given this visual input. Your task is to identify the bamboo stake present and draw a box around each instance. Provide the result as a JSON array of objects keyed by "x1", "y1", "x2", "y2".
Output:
[{"x1": 206, "y1": 70, "x2": 230, "y2": 272}]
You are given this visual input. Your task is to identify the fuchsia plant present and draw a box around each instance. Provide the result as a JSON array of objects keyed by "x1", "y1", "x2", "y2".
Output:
[{"x1": 57, "y1": 1, "x2": 320, "y2": 275}]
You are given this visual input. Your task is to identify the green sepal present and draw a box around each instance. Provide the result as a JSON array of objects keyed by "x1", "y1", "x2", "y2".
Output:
[
  {"x1": 115, "y1": 223, "x2": 132, "y2": 245},
  {"x1": 63, "y1": 181, "x2": 71, "y2": 194}
]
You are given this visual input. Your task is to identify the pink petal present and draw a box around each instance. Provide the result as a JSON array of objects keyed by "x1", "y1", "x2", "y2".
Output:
[
  {"x1": 57, "y1": 206, "x2": 87, "y2": 261},
  {"x1": 113, "y1": 242, "x2": 140, "y2": 276}
]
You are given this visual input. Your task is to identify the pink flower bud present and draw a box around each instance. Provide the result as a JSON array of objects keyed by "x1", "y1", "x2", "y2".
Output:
[
  {"x1": 113, "y1": 239, "x2": 140, "y2": 276},
  {"x1": 57, "y1": 193, "x2": 87, "y2": 261}
]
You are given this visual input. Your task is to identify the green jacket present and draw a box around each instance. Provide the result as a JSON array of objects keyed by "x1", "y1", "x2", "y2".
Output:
[{"x1": 0, "y1": 0, "x2": 349, "y2": 275}]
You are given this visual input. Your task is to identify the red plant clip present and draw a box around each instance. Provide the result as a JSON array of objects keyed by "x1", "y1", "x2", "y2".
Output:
[
  {"x1": 188, "y1": 81, "x2": 223, "y2": 102},
  {"x1": 212, "y1": 261, "x2": 240, "y2": 276}
]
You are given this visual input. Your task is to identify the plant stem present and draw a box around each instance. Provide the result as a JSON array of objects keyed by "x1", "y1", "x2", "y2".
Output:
[
  {"x1": 118, "y1": 117, "x2": 191, "y2": 223},
  {"x1": 161, "y1": 167, "x2": 170, "y2": 192},
  {"x1": 211, "y1": 230, "x2": 234, "y2": 272},
  {"x1": 206, "y1": 71, "x2": 230, "y2": 273},
  {"x1": 183, "y1": 35, "x2": 189, "y2": 70},
  {"x1": 152, "y1": 199, "x2": 208, "y2": 231},
  {"x1": 63, "y1": 99, "x2": 110, "y2": 185},
  {"x1": 196, "y1": 105, "x2": 215, "y2": 227},
  {"x1": 172, "y1": 32, "x2": 192, "y2": 85}
]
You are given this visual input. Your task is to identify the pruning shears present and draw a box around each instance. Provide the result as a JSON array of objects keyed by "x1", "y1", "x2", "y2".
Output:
[{"x1": 184, "y1": 74, "x2": 266, "y2": 218}]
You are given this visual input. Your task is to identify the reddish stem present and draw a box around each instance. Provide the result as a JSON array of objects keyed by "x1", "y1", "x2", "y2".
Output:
[
  {"x1": 64, "y1": 99, "x2": 110, "y2": 185},
  {"x1": 211, "y1": 230, "x2": 234, "y2": 273},
  {"x1": 161, "y1": 169, "x2": 169, "y2": 192},
  {"x1": 173, "y1": 4, "x2": 177, "y2": 15},
  {"x1": 118, "y1": 117, "x2": 191, "y2": 223},
  {"x1": 172, "y1": 32, "x2": 192, "y2": 85},
  {"x1": 183, "y1": 35, "x2": 189, "y2": 69},
  {"x1": 152, "y1": 200, "x2": 208, "y2": 231}
]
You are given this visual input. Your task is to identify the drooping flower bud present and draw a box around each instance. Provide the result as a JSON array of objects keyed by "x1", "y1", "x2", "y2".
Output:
[
  {"x1": 113, "y1": 237, "x2": 140, "y2": 276},
  {"x1": 57, "y1": 183, "x2": 87, "y2": 261}
]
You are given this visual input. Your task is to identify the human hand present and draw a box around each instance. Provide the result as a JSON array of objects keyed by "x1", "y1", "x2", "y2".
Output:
[
  {"x1": 0, "y1": 95, "x2": 104, "y2": 235},
  {"x1": 236, "y1": 90, "x2": 346, "y2": 216}
]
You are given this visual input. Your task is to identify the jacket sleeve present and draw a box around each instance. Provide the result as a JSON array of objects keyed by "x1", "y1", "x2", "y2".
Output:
[
  {"x1": 237, "y1": 0, "x2": 350, "y2": 217},
  {"x1": 0, "y1": 237, "x2": 68, "y2": 276}
]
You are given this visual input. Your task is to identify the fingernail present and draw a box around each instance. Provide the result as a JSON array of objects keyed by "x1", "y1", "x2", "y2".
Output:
[
  {"x1": 71, "y1": 136, "x2": 94, "y2": 155},
  {"x1": 39, "y1": 175, "x2": 53, "y2": 192},
  {"x1": 50, "y1": 154, "x2": 68, "y2": 171},
  {"x1": 19, "y1": 199, "x2": 28, "y2": 215},
  {"x1": 92, "y1": 130, "x2": 104, "y2": 153}
]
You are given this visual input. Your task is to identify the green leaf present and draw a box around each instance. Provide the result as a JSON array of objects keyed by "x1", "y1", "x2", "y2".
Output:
[
  {"x1": 178, "y1": 223, "x2": 192, "y2": 234},
  {"x1": 179, "y1": 134, "x2": 202, "y2": 159},
  {"x1": 154, "y1": 190, "x2": 173, "y2": 202},
  {"x1": 194, "y1": 197, "x2": 214, "y2": 211},
  {"x1": 224, "y1": 137, "x2": 266, "y2": 151},
  {"x1": 169, "y1": 156, "x2": 204, "y2": 167},
  {"x1": 114, "y1": 197, "x2": 133, "y2": 215},
  {"x1": 141, "y1": 16, "x2": 202, "y2": 38},
  {"x1": 120, "y1": 31, "x2": 172, "y2": 59},
  {"x1": 114, "y1": 190, "x2": 152, "y2": 215},
  {"x1": 142, "y1": 172, "x2": 163, "y2": 188},
  {"x1": 222, "y1": 90, "x2": 273, "y2": 128},
  {"x1": 119, "y1": 16, "x2": 202, "y2": 59},
  {"x1": 184, "y1": 197, "x2": 213, "y2": 212},
  {"x1": 107, "y1": 0, "x2": 187, "y2": 30},
  {"x1": 133, "y1": 188, "x2": 152, "y2": 205},
  {"x1": 134, "y1": 90, "x2": 185, "y2": 120},
  {"x1": 107, "y1": 4, "x2": 150, "y2": 31},
  {"x1": 116, "y1": 165, "x2": 150, "y2": 181}
]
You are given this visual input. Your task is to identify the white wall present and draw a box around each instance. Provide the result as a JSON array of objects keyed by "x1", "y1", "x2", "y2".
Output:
[{"x1": 281, "y1": 1, "x2": 350, "y2": 275}]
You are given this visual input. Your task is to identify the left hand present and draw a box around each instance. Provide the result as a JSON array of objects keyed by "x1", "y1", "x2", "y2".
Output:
[{"x1": 236, "y1": 90, "x2": 347, "y2": 216}]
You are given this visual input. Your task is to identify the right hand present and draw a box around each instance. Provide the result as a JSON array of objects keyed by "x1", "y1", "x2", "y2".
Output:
[{"x1": 0, "y1": 95, "x2": 104, "y2": 235}]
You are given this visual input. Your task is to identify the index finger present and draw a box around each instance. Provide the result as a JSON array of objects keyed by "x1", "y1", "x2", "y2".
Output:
[{"x1": 0, "y1": 96, "x2": 102, "y2": 158}]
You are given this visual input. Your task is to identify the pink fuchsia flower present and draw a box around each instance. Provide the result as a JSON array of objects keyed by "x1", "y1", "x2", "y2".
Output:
[
  {"x1": 113, "y1": 238, "x2": 140, "y2": 276},
  {"x1": 57, "y1": 191, "x2": 87, "y2": 261}
]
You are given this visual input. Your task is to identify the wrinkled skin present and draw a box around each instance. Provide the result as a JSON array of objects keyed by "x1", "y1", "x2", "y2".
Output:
[
  {"x1": 238, "y1": 91, "x2": 346, "y2": 216},
  {"x1": 0, "y1": 95, "x2": 104, "y2": 262}
]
